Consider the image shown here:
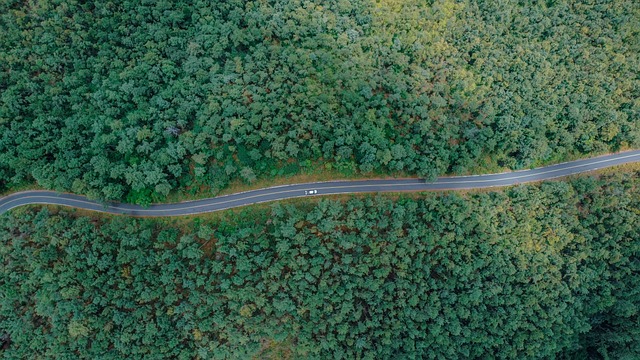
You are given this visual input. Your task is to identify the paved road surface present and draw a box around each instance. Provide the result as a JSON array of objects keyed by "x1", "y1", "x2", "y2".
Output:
[{"x1": 1, "y1": 150, "x2": 639, "y2": 217}]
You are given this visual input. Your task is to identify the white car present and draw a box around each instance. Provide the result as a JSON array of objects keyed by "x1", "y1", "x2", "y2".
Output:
[{"x1": 305, "y1": 190, "x2": 318, "y2": 195}]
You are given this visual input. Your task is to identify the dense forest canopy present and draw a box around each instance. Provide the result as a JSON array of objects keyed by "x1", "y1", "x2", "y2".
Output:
[
  {"x1": 1, "y1": 0, "x2": 639, "y2": 358},
  {"x1": 1, "y1": 172, "x2": 640, "y2": 358},
  {"x1": 1, "y1": 0, "x2": 638, "y2": 203}
]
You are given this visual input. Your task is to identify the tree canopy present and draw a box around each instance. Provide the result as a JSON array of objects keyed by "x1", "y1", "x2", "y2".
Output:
[
  {"x1": 1, "y1": 0, "x2": 638, "y2": 203},
  {"x1": 2, "y1": 171, "x2": 639, "y2": 358}
]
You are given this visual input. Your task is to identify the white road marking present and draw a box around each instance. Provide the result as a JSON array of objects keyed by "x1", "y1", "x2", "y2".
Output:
[{"x1": 1, "y1": 151, "x2": 639, "y2": 215}]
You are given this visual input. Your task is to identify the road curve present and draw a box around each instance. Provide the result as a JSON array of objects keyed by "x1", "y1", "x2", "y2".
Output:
[{"x1": 1, "y1": 150, "x2": 640, "y2": 217}]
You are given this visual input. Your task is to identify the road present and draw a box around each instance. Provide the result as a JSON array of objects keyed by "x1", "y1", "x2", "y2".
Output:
[{"x1": 1, "y1": 150, "x2": 639, "y2": 217}]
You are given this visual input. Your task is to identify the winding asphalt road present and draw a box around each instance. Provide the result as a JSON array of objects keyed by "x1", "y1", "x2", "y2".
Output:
[{"x1": 1, "y1": 150, "x2": 639, "y2": 217}]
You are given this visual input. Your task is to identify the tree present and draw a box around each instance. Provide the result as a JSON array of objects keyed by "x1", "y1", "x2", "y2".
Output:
[
  {"x1": 3, "y1": 171, "x2": 640, "y2": 358},
  {"x1": 1, "y1": 0, "x2": 637, "y2": 200}
]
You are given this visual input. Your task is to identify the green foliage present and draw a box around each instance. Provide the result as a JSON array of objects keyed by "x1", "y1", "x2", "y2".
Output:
[
  {"x1": 2, "y1": 172, "x2": 640, "y2": 358},
  {"x1": 0, "y1": 0, "x2": 638, "y2": 198}
]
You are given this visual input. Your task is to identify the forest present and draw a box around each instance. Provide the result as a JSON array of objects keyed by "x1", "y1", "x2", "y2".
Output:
[
  {"x1": 1, "y1": 0, "x2": 639, "y2": 203},
  {"x1": 1, "y1": 171, "x2": 639, "y2": 358},
  {"x1": 1, "y1": 0, "x2": 639, "y2": 358}
]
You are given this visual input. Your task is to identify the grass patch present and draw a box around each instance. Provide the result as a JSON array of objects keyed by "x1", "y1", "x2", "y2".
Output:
[{"x1": 586, "y1": 161, "x2": 640, "y2": 178}]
